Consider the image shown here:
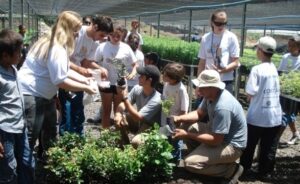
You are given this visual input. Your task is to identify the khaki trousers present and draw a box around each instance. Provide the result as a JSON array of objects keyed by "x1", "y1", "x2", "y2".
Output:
[{"x1": 183, "y1": 122, "x2": 243, "y2": 178}]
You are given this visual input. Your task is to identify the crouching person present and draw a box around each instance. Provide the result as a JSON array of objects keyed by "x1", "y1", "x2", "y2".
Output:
[
  {"x1": 114, "y1": 65, "x2": 161, "y2": 147},
  {"x1": 171, "y1": 70, "x2": 247, "y2": 184}
]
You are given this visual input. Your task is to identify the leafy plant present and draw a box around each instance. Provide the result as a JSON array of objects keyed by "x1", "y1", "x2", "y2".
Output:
[
  {"x1": 46, "y1": 127, "x2": 174, "y2": 184},
  {"x1": 280, "y1": 71, "x2": 300, "y2": 98},
  {"x1": 161, "y1": 97, "x2": 175, "y2": 116},
  {"x1": 136, "y1": 124, "x2": 175, "y2": 183}
]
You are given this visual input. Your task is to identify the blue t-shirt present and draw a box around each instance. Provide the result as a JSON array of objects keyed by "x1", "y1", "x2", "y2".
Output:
[
  {"x1": 128, "y1": 85, "x2": 161, "y2": 125},
  {"x1": 0, "y1": 65, "x2": 25, "y2": 133},
  {"x1": 199, "y1": 89, "x2": 247, "y2": 148}
]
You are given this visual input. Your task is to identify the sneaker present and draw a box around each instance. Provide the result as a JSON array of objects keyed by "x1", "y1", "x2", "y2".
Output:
[
  {"x1": 228, "y1": 164, "x2": 244, "y2": 184},
  {"x1": 287, "y1": 134, "x2": 300, "y2": 145}
]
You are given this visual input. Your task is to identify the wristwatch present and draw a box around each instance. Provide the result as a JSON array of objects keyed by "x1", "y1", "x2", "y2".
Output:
[{"x1": 122, "y1": 96, "x2": 128, "y2": 102}]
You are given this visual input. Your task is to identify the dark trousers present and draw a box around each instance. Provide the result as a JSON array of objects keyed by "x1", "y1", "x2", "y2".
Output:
[{"x1": 240, "y1": 124, "x2": 281, "y2": 174}]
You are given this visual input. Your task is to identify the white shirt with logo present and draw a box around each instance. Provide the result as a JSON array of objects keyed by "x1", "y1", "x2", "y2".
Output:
[{"x1": 246, "y1": 62, "x2": 282, "y2": 127}]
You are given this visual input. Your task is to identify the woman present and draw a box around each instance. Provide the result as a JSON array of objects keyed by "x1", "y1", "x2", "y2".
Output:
[
  {"x1": 94, "y1": 25, "x2": 137, "y2": 128},
  {"x1": 18, "y1": 11, "x2": 97, "y2": 154}
]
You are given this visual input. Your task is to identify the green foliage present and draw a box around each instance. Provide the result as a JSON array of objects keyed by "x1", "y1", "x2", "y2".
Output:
[
  {"x1": 46, "y1": 127, "x2": 174, "y2": 184},
  {"x1": 54, "y1": 132, "x2": 86, "y2": 152},
  {"x1": 143, "y1": 36, "x2": 282, "y2": 73},
  {"x1": 161, "y1": 97, "x2": 174, "y2": 116},
  {"x1": 143, "y1": 36, "x2": 199, "y2": 65},
  {"x1": 280, "y1": 71, "x2": 300, "y2": 98},
  {"x1": 137, "y1": 124, "x2": 175, "y2": 182}
]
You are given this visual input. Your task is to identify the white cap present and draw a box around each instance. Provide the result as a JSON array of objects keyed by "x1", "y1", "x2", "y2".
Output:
[
  {"x1": 192, "y1": 70, "x2": 225, "y2": 90},
  {"x1": 256, "y1": 36, "x2": 277, "y2": 54}
]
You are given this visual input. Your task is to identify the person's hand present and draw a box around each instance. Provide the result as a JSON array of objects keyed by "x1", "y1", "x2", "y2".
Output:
[
  {"x1": 0, "y1": 141, "x2": 4, "y2": 158},
  {"x1": 126, "y1": 73, "x2": 135, "y2": 80},
  {"x1": 170, "y1": 116, "x2": 181, "y2": 126},
  {"x1": 100, "y1": 67, "x2": 108, "y2": 80},
  {"x1": 85, "y1": 85, "x2": 97, "y2": 95},
  {"x1": 211, "y1": 64, "x2": 224, "y2": 74},
  {"x1": 172, "y1": 129, "x2": 188, "y2": 139},
  {"x1": 79, "y1": 67, "x2": 92, "y2": 77},
  {"x1": 114, "y1": 113, "x2": 123, "y2": 128}
]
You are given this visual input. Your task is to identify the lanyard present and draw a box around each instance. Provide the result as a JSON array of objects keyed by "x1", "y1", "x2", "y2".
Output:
[{"x1": 210, "y1": 33, "x2": 223, "y2": 67}]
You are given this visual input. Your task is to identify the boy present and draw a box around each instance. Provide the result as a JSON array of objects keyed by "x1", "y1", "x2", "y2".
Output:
[
  {"x1": 144, "y1": 52, "x2": 160, "y2": 69},
  {"x1": 277, "y1": 35, "x2": 300, "y2": 145},
  {"x1": 161, "y1": 63, "x2": 189, "y2": 160},
  {"x1": 0, "y1": 29, "x2": 34, "y2": 183},
  {"x1": 240, "y1": 36, "x2": 282, "y2": 178}
]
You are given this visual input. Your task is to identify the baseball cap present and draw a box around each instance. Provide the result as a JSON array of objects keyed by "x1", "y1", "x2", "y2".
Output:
[
  {"x1": 192, "y1": 70, "x2": 225, "y2": 90},
  {"x1": 256, "y1": 36, "x2": 277, "y2": 54},
  {"x1": 137, "y1": 65, "x2": 160, "y2": 84}
]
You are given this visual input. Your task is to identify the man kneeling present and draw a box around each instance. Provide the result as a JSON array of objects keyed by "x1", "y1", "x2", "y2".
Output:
[
  {"x1": 114, "y1": 65, "x2": 161, "y2": 147},
  {"x1": 172, "y1": 70, "x2": 247, "y2": 184}
]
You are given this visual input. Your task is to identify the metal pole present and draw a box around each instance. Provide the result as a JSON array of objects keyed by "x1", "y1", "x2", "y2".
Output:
[
  {"x1": 263, "y1": 24, "x2": 266, "y2": 36},
  {"x1": 157, "y1": 13, "x2": 160, "y2": 38},
  {"x1": 36, "y1": 16, "x2": 38, "y2": 39},
  {"x1": 27, "y1": 3, "x2": 30, "y2": 31},
  {"x1": 183, "y1": 24, "x2": 186, "y2": 40},
  {"x1": 9, "y1": 0, "x2": 13, "y2": 29},
  {"x1": 138, "y1": 16, "x2": 141, "y2": 33},
  {"x1": 31, "y1": 9, "x2": 34, "y2": 32},
  {"x1": 124, "y1": 18, "x2": 127, "y2": 28},
  {"x1": 236, "y1": 2, "x2": 247, "y2": 99},
  {"x1": 188, "y1": 65, "x2": 194, "y2": 112},
  {"x1": 1, "y1": 19, "x2": 5, "y2": 29},
  {"x1": 21, "y1": 0, "x2": 24, "y2": 25},
  {"x1": 188, "y1": 10, "x2": 192, "y2": 42},
  {"x1": 150, "y1": 23, "x2": 152, "y2": 36}
]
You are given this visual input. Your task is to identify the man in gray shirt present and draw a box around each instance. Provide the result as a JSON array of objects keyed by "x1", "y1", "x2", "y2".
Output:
[
  {"x1": 172, "y1": 70, "x2": 247, "y2": 184},
  {"x1": 114, "y1": 65, "x2": 161, "y2": 147}
]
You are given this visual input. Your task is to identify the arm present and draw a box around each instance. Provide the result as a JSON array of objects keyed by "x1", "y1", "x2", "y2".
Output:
[
  {"x1": 69, "y1": 62, "x2": 91, "y2": 77},
  {"x1": 57, "y1": 78, "x2": 96, "y2": 94},
  {"x1": 173, "y1": 108, "x2": 206, "y2": 125},
  {"x1": 67, "y1": 69, "x2": 90, "y2": 85},
  {"x1": 0, "y1": 140, "x2": 3, "y2": 158},
  {"x1": 126, "y1": 62, "x2": 138, "y2": 80},
  {"x1": 197, "y1": 58, "x2": 206, "y2": 76},
  {"x1": 173, "y1": 129, "x2": 224, "y2": 146},
  {"x1": 81, "y1": 59, "x2": 108, "y2": 79},
  {"x1": 215, "y1": 57, "x2": 239, "y2": 74}
]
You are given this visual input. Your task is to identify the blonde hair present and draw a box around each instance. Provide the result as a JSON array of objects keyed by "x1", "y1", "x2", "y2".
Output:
[{"x1": 28, "y1": 11, "x2": 82, "y2": 61}]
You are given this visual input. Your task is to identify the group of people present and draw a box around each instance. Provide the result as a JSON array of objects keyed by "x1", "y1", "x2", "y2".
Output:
[{"x1": 0, "y1": 8, "x2": 299, "y2": 184}]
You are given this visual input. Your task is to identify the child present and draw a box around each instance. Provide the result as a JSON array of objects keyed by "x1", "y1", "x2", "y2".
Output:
[
  {"x1": 240, "y1": 36, "x2": 282, "y2": 177},
  {"x1": 162, "y1": 63, "x2": 189, "y2": 160},
  {"x1": 0, "y1": 29, "x2": 34, "y2": 183},
  {"x1": 277, "y1": 35, "x2": 300, "y2": 145},
  {"x1": 144, "y1": 52, "x2": 160, "y2": 69}
]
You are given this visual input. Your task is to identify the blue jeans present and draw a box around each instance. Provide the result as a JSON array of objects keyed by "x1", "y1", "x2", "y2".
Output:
[
  {"x1": 0, "y1": 129, "x2": 35, "y2": 184},
  {"x1": 58, "y1": 89, "x2": 84, "y2": 136}
]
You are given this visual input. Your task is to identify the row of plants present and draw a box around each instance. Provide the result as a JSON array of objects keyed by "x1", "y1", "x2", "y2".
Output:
[
  {"x1": 143, "y1": 35, "x2": 282, "y2": 71},
  {"x1": 45, "y1": 125, "x2": 175, "y2": 184},
  {"x1": 280, "y1": 71, "x2": 300, "y2": 98}
]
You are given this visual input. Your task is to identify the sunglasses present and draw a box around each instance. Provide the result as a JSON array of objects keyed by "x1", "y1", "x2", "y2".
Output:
[
  {"x1": 213, "y1": 21, "x2": 227, "y2": 27},
  {"x1": 84, "y1": 21, "x2": 91, "y2": 25}
]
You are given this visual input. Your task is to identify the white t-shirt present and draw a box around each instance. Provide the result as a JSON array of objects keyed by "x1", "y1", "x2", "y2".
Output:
[
  {"x1": 278, "y1": 53, "x2": 300, "y2": 72},
  {"x1": 94, "y1": 41, "x2": 137, "y2": 84},
  {"x1": 161, "y1": 82, "x2": 189, "y2": 125},
  {"x1": 125, "y1": 31, "x2": 144, "y2": 46},
  {"x1": 198, "y1": 30, "x2": 240, "y2": 81},
  {"x1": 19, "y1": 45, "x2": 69, "y2": 99},
  {"x1": 246, "y1": 62, "x2": 282, "y2": 127},
  {"x1": 70, "y1": 26, "x2": 99, "y2": 66},
  {"x1": 127, "y1": 49, "x2": 144, "y2": 87}
]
